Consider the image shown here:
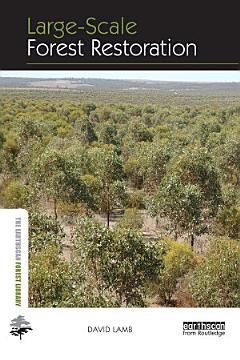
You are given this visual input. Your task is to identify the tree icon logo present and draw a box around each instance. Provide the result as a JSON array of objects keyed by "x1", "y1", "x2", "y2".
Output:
[{"x1": 10, "y1": 315, "x2": 33, "y2": 340}]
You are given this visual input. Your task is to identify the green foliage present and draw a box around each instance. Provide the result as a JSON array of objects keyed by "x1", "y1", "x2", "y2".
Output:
[
  {"x1": 188, "y1": 238, "x2": 240, "y2": 307},
  {"x1": 97, "y1": 120, "x2": 118, "y2": 145},
  {"x1": 29, "y1": 212, "x2": 65, "y2": 254},
  {"x1": 0, "y1": 131, "x2": 5, "y2": 148},
  {"x1": 1, "y1": 92, "x2": 240, "y2": 308},
  {"x1": 125, "y1": 140, "x2": 171, "y2": 192},
  {"x1": 216, "y1": 207, "x2": 240, "y2": 239},
  {"x1": 82, "y1": 103, "x2": 96, "y2": 116},
  {"x1": 217, "y1": 134, "x2": 240, "y2": 185},
  {"x1": 1, "y1": 132, "x2": 20, "y2": 175},
  {"x1": 151, "y1": 147, "x2": 222, "y2": 244},
  {"x1": 0, "y1": 180, "x2": 28, "y2": 208},
  {"x1": 195, "y1": 119, "x2": 221, "y2": 146},
  {"x1": 118, "y1": 208, "x2": 143, "y2": 230},
  {"x1": 76, "y1": 117, "x2": 97, "y2": 144},
  {"x1": 151, "y1": 175, "x2": 203, "y2": 241},
  {"x1": 221, "y1": 183, "x2": 239, "y2": 207},
  {"x1": 126, "y1": 189, "x2": 146, "y2": 209},
  {"x1": 153, "y1": 239, "x2": 197, "y2": 305},
  {"x1": 29, "y1": 245, "x2": 71, "y2": 307},
  {"x1": 18, "y1": 117, "x2": 49, "y2": 143},
  {"x1": 87, "y1": 146, "x2": 126, "y2": 225},
  {"x1": 30, "y1": 148, "x2": 93, "y2": 218},
  {"x1": 101, "y1": 227, "x2": 161, "y2": 306},
  {"x1": 72, "y1": 217, "x2": 162, "y2": 306},
  {"x1": 128, "y1": 120, "x2": 153, "y2": 142},
  {"x1": 169, "y1": 147, "x2": 222, "y2": 212}
]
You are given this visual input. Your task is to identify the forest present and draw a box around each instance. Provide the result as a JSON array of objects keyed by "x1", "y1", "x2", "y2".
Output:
[{"x1": 0, "y1": 85, "x2": 239, "y2": 307}]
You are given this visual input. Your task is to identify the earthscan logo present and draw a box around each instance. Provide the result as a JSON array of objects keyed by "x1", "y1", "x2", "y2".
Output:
[{"x1": 183, "y1": 322, "x2": 225, "y2": 337}]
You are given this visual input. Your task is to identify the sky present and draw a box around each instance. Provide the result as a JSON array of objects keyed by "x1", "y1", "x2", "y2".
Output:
[{"x1": 1, "y1": 70, "x2": 240, "y2": 82}]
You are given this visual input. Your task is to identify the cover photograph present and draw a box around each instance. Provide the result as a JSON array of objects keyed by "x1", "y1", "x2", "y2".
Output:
[{"x1": 0, "y1": 2, "x2": 239, "y2": 359}]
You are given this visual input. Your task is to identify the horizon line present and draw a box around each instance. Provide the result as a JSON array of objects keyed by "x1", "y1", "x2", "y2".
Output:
[{"x1": 1, "y1": 75, "x2": 240, "y2": 84}]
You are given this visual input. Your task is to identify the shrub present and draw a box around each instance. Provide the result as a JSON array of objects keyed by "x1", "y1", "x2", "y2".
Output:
[
  {"x1": 29, "y1": 212, "x2": 65, "y2": 254},
  {"x1": 119, "y1": 208, "x2": 143, "y2": 230},
  {"x1": 154, "y1": 239, "x2": 197, "y2": 305},
  {"x1": 126, "y1": 190, "x2": 146, "y2": 209},
  {"x1": 0, "y1": 180, "x2": 28, "y2": 208},
  {"x1": 188, "y1": 237, "x2": 240, "y2": 307},
  {"x1": 29, "y1": 245, "x2": 70, "y2": 307},
  {"x1": 215, "y1": 207, "x2": 240, "y2": 239}
]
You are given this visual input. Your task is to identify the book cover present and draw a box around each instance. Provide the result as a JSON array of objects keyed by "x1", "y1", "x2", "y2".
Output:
[{"x1": 0, "y1": 2, "x2": 239, "y2": 359}]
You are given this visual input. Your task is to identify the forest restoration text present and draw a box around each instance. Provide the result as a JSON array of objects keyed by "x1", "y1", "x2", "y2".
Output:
[{"x1": 27, "y1": 17, "x2": 198, "y2": 59}]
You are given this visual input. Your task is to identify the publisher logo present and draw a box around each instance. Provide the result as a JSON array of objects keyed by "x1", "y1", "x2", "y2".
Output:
[
  {"x1": 183, "y1": 322, "x2": 225, "y2": 337},
  {"x1": 10, "y1": 315, "x2": 33, "y2": 340}
]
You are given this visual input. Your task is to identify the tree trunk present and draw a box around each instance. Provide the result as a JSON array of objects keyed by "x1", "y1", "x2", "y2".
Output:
[
  {"x1": 174, "y1": 229, "x2": 178, "y2": 241},
  {"x1": 106, "y1": 193, "x2": 110, "y2": 228},
  {"x1": 190, "y1": 233, "x2": 194, "y2": 249},
  {"x1": 53, "y1": 198, "x2": 58, "y2": 221}
]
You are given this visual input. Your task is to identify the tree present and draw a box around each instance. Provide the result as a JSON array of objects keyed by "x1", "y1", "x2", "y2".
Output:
[
  {"x1": 98, "y1": 120, "x2": 118, "y2": 146},
  {"x1": 118, "y1": 208, "x2": 143, "y2": 230},
  {"x1": 126, "y1": 189, "x2": 146, "y2": 209},
  {"x1": 76, "y1": 117, "x2": 97, "y2": 144},
  {"x1": 169, "y1": 147, "x2": 222, "y2": 212},
  {"x1": 1, "y1": 132, "x2": 20, "y2": 177},
  {"x1": 151, "y1": 147, "x2": 222, "y2": 247},
  {"x1": 0, "y1": 131, "x2": 5, "y2": 148},
  {"x1": 88, "y1": 146, "x2": 126, "y2": 227},
  {"x1": 217, "y1": 134, "x2": 240, "y2": 185},
  {"x1": 29, "y1": 212, "x2": 65, "y2": 254},
  {"x1": 82, "y1": 103, "x2": 96, "y2": 116},
  {"x1": 10, "y1": 316, "x2": 32, "y2": 340},
  {"x1": 103, "y1": 227, "x2": 161, "y2": 306},
  {"x1": 151, "y1": 175, "x2": 203, "y2": 247},
  {"x1": 17, "y1": 117, "x2": 48, "y2": 143},
  {"x1": 30, "y1": 149, "x2": 92, "y2": 220},
  {"x1": 128, "y1": 119, "x2": 153, "y2": 142},
  {"x1": 215, "y1": 207, "x2": 240, "y2": 239},
  {"x1": 195, "y1": 119, "x2": 221, "y2": 146},
  {"x1": 135, "y1": 140, "x2": 171, "y2": 192},
  {"x1": 29, "y1": 245, "x2": 71, "y2": 307},
  {"x1": 0, "y1": 180, "x2": 28, "y2": 208},
  {"x1": 72, "y1": 217, "x2": 162, "y2": 306},
  {"x1": 188, "y1": 237, "x2": 240, "y2": 307}
]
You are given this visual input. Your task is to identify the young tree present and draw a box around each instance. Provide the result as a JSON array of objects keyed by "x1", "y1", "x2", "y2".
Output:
[
  {"x1": 29, "y1": 211, "x2": 65, "y2": 254},
  {"x1": 128, "y1": 119, "x2": 153, "y2": 142},
  {"x1": 188, "y1": 237, "x2": 240, "y2": 307},
  {"x1": 82, "y1": 103, "x2": 96, "y2": 116},
  {"x1": 215, "y1": 207, "x2": 240, "y2": 239},
  {"x1": 0, "y1": 131, "x2": 5, "y2": 148},
  {"x1": 88, "y1": 146, "x2": 126, "y2": 227},
  {"x1": 75, "y1": 117, "x2": 97, "y2": 145},
  {"x1": 72, "y1": 217, "x2": 162, "y2": 306},
  {"x1": 217, "y1": 134, "x2": 240, "y2": 185},
  {"x1": 170, "y1": 147, "x2": 222, "y2": 212},
  {"x1": 29, "y1": 244, "x2": 71, "y2": 307},
  {"x1": 118, "y1": 208, "x2": 143, "y2": 230},
  {"x1": 151, "y1": 147, "x2": 222, "y2": 247},
  {"x1": 103, "y1": 227, "x2": 161, "y2": 306},
  {"x1": 30, "y1": 149, "x2": 92, "y2": 220},
  {"x1": 151, "y1": 175, "x2": 203, "y2": 247},
  {"x1": 153, "y1": 239, "x2": 197, "y2": 305},
  {"x1": 0, "y1": 180, "x2": 28, "y2": 208},
  {"x1": 136, "y1": 140, "x2": 172, "y2": 192},
  {"x1": 97, "y1": 120, "x2": 118, "y2": 146}
]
